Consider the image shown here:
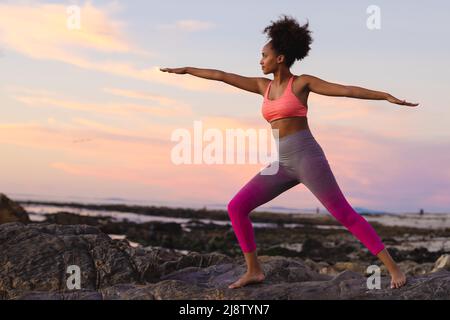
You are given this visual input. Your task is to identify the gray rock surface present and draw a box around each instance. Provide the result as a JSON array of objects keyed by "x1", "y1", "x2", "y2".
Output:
[
  {"x1": 0, "y1": 194, "x2": 30, "y2": 224},
  {"x1": 1, "y1": 222, "x2": 450, "y2": 300}
]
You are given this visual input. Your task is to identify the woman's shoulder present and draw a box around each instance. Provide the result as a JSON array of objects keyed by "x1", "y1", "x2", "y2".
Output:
[
  {"x1": 293, "y1": 73, "x2": 309, "y2": 81},
  {"x1": 292, "y1": 74, "x2": 310, "y2": 93},
  {"x1": 259, "y1": 77, "x2": 272, "y2": 97}
]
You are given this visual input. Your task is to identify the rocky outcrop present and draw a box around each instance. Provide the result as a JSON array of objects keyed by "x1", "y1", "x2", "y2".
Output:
[
  {"x1": 1, "y1": 222, "x2": 450, "y2": 300},
  {"x1": 0, "y1": 194, "x2": 30, "y2": 224},
  {"x1": 432, "y1": 254, "x2": 450, "y2": 272},
  {"x1": 36, "y1": 211, "x2": 448, "y2": 268}
]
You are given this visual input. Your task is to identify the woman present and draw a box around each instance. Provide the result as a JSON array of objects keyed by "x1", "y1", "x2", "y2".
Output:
[{"x1": 160, "y1": 15, "x2": 418, "y2": 290}]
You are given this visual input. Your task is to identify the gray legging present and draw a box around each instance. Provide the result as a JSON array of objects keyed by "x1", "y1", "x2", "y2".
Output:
[{"x1": 227, "y1": 128, "x2": 385, "y2": 255}]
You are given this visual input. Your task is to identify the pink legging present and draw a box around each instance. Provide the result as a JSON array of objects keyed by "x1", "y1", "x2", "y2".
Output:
[{"x1": 227, "y1": 129, "x2": 385, "y2": 256}]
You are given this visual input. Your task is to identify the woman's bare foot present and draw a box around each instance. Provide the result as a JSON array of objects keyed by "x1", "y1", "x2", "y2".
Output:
[
  {"x1": 389, "y1": 266, "x2": 407, "y2": 289},
  {"x1": 376, "y1": 248, "x2": 407, "y2": 289},
  {"x1": 228, "y1": 271, "x2": 266, "y2": 289}
]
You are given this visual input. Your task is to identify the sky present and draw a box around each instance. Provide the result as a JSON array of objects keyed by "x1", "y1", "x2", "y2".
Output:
[{"x1": 1, "y1": 0, "x2": 450, "y2": 213}]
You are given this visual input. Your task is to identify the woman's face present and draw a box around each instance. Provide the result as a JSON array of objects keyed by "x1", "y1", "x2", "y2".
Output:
[{"x1": 260, "y1": 42, "x2": 283, "y2": 75}]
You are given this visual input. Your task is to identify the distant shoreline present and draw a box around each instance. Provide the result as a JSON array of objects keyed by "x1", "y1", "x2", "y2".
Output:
[
  {"x1": 9, "y1": 193, "x2": 446, "y2": 215},
  {"x1": 17, "y1": 198, "x2": 450, "y2": 232},
  {"x1": 16, "y1": 199, "x2": 344, "y2": 226}
]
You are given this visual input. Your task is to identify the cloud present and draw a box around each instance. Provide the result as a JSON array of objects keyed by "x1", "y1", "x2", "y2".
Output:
[
  {"x1": 6, "y1": 86, "x2": 193, "y2": 118},
  {"x1": 0, "y1": 2, "x2": 233, "y2": 93},
  {"x1": 102, "y1": 87, "x2": 190, "y2": 107},
  {"x1": 1, "y1": 99, "x2": 449, "y2": 211},
  {"x1": 313, "y1": 124, "x2": 450, "y2": 210},
  {"x1": 308, "y1": 93, "x2": 426, "y2": 140},
  {"x1": 0, "y1": 118, "x2": 236, "y2": 199},
  {"x1": 156, "y1": 19, "x2": 216, "y2": 32},
  {"x1": 0, "y1": 1, "x2": 150, "y2": 56},
  {"x1": 0, "y1": 120, "x2": 171, "y2": 151}
]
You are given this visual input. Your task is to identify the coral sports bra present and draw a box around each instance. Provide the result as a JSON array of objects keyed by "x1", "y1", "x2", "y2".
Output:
[{"x1": 261, "y1": 75, "x2": 308, "y2": 123}]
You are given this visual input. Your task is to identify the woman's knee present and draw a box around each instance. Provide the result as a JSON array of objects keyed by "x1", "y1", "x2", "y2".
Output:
[
  {"x1": 227, "y1": 197, "x2": 247, "y2": 219},
  {"x1": 332, "y1": 207, "x2": 363, "y2": 227},
  {"x1": 227, "y1": 198, "x2": 240, "y2": 218}
]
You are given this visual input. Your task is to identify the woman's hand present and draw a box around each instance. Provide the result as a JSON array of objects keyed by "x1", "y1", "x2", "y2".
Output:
[
  {"x1": 386, "y1": 94, "x2": 419, "y2": 107},
  {"x1": 160, "y1": 67, "x2": 187, "y2": 74}
]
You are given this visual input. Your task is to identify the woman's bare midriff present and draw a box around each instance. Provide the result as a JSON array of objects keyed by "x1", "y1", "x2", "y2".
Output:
[{"x1": 269, "y1": 116, "x2": 309, "y2": 138}]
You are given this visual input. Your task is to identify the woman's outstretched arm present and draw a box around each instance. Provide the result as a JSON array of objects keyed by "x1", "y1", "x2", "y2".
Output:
[
  {"x1": 160, "y1": 67, "x2": 221, "y2": 79},
  {"x1": 160, "y1": 67, "x2": 267, "y2": 95},
  {"x1": 302, "y1": 74, "x2": 419, "y2": 107}
]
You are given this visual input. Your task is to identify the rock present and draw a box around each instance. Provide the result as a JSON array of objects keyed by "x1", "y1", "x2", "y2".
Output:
[
  {"x1": 0, "y1": 222, "x2": 232, "y2": 299},
  {"x1": 0, "y1": 194, "x2": 30, "y2": 224},
  {"x1": 2, "y1": 222, "x2": 450, "y2": 300},
  {"x1": 334, "y1": 262, "x2": 367, "y2": 274},
  {"x1": 0, "y1": 222, "x2": 154, "y2": 297},
  {"x1": 45, "y1": 212, "x2": 111, "y2": 225},
  {"x1": 314, "y1": 260, "x2": 436, "y2": 277},
  {"x1": 388, "y1": 247, "x2": 444, "y2": 263},
  {"x1": 362, "y1": 260, "x2": 434, "y2": 277},
  {"x1": 259, "y1": 245, "x2": 301, "y2": 257},
  {"x1": 432, "y1": 254, "x2": 450, "y2": 273},
  {"x1": 302, "y1": 258, "x2": 329, "y2": 273}
]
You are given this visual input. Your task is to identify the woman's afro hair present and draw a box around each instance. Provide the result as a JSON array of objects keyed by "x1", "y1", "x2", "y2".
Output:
[{"x1": 262, "y1": 14, "x2": 313, "y2": 68}]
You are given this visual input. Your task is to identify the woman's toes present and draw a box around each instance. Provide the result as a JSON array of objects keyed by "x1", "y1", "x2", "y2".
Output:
[
  {"x1": 228, "y1": 283, "x2": 237, "y2": 289},
  {"x1": 228, "y1": 280, "x2": 242, "y2": 289},
  {"x1": 228, "y1": 272, "x2": 265, "y2": 289},
  {"x1": 391, "y1": 278, "x2": 407, "y2": 289}
]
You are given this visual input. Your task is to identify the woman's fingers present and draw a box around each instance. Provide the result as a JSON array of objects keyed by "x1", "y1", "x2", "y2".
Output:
[
  {"x1": 159, "y1": 67, "x2": 186, "y2": 74},
  {"x1": 160, "y1": 67, "x2": 174, "y2": 72},
  {"x1": 400, "y1": 100, "x2": 420, "y2": 107},
  {"x1": 388, "y1": 95, "x2": 419, "y2": 107}
]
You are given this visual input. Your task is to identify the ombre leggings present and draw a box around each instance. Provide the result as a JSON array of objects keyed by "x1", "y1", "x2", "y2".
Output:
[{"x1": 227, "y1": 128, "x2": 385, "y2": 256}]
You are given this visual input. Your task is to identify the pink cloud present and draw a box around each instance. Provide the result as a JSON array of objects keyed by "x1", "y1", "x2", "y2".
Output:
[
  {"x1": 7, "y1": 86, "x2": 193, "y2": 118},
  {"x1": 0, "y1": 2, "x2": 235, "y2": 94},
  {"x1": 1, "y1": 114, "x2": 449, "y2": 211}
]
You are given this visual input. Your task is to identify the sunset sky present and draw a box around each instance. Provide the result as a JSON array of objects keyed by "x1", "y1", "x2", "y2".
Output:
[{"x1": 1, "y1": 0, "x2": 449, "y2": 213}]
